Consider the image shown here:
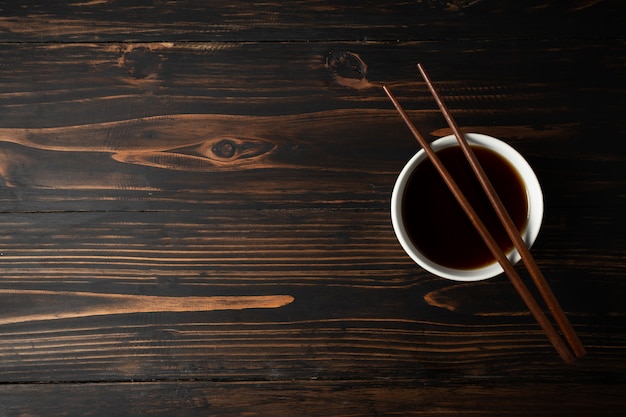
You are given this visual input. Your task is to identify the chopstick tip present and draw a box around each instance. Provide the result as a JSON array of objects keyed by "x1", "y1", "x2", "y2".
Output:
[{"x1": 417, "y1": 63, "x2": 427, "y2": 77}]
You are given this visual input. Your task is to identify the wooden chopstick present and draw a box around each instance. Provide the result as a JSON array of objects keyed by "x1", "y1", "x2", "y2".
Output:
[
  {"x1": 382, "y1": 84, "x2": 579, "y2": 364},
  {"x1": 416, "y1": 64, "x2": 585, "y2": 359}
]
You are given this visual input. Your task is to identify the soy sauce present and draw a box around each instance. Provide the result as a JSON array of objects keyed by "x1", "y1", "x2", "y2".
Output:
[{"x1": 402, "y1": 145, "x2": 528, "y2": 270}]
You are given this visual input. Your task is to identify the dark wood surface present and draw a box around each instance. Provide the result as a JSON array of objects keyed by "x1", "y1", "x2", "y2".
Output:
[{"x1": 0, "y1": 1, "x2": 624, "y2": 415}]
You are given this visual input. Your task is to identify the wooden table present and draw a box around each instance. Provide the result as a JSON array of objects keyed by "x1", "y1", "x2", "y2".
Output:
[{"x1": 1, "y1": 1, "x2": 624, "y2": 415}]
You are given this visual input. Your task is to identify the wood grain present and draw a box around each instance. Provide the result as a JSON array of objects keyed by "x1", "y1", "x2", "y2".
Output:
[
  {"x1": 0, "y1": 40, "x2": 622, "y2": 213},
  {"x1": 0, "y1": 0, "x2": 625, "y2": 415},
  {"x1": 0, "y1": 209, "x2": 623, "y2": 384},
  {"x1": 0, "y1": 39, "x2": 623, "y2": 380},
  {"x1": 1, "y1": 381, "x2": 625, "y2": 416},
  {"x1": 0, "y1": 290, "x2": 294, "y2": 325},
  {"x1": 0, "y1": 0, "x2": 621, "y2": 42}
]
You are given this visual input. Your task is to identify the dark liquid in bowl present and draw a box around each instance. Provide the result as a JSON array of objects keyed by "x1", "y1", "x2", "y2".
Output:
[{"x1": 402, "y1": 145, "x2": 529, "y2": 270}]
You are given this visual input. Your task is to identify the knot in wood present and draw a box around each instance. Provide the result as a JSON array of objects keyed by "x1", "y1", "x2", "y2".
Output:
[
  {"x1": 194, "y1": 136, "x2": 275, "y2": 164},
  {"x1": 325, "y1": 50, "x2": 371, "y2": 89},
  {"x1": 120, "y1": 47, "x2": 165, "y2": 79},
  {"x1": 212, "y1": 139, "x2": 236, "y2": 159}
]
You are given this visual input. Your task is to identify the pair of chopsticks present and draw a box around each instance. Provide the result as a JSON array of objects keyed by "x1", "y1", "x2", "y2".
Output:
[{"x1": 383, "y1": 64, "x2": 585, "y2": 364}]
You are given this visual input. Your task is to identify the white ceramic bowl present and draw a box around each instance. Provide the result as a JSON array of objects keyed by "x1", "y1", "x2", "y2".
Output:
[{"x1": 391, "y1": 133, "x2": 543, "y2": 281}]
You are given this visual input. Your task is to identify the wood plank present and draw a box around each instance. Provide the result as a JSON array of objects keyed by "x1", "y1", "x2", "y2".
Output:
[
  {"x1": 0, "y1": 0, "x2": 622, "y2": 42},
  {"x1": 0, "y1": 40, "x2": 623, "y2": 212},
  {"x1": 0, "y1": 209, "x2": 624, "y2": 383},
  {"x1": 1, "y1": 381, "x2": 625, "y2": 416}
]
